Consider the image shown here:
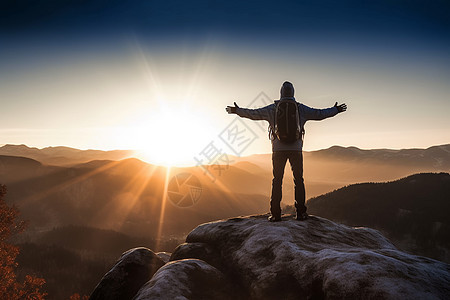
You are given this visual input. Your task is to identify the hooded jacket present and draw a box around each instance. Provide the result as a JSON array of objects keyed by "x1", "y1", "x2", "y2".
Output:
[{"x1": 236, "y1": 97, "x2": 338, "y2": 152}]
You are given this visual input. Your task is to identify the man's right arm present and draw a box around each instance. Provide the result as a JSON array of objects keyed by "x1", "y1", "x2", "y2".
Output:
[{"x1": 226, "y1": 102, "x2": 272, "y2": 121}]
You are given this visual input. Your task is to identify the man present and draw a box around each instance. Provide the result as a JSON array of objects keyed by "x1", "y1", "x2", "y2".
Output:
[{"x1": 226, "y1": 81, "x2": 347, "y2": 221}]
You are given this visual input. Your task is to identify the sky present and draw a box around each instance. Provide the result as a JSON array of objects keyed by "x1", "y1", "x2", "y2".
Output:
[{"x1": 0, "y1": 0, "x2": 449, "y2": 166}]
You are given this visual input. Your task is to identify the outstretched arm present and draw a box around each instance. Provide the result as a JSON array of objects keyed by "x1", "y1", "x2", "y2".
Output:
[
  {"x1": 302, "y1": 102, "x2": 347, "y2": 121},
  {"x1": 225, "y1": 102, "x2": 271, "y2": 121}
]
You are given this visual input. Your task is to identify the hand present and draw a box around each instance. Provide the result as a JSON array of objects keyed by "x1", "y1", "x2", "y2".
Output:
[
  {"x1": 334, "y1": 102, "x2": 347, "y2": 113},
  {"x1": 226, "y1": 102, "x2": 240, "y2": 114}
]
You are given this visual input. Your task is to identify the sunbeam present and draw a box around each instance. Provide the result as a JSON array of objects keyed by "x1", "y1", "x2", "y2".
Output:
[
  {"x1": 92, "y1": 163, "x2": 160, "y2": 230},
  {"x1": 155, "y1": 166, "x2": 171, "y2": 251},
  {"x1": 19, "y1": 160, "x2": 122, "y2": 207},
  {"x1": 129, "y1": 35, "x2": 165, "y2": 106}
]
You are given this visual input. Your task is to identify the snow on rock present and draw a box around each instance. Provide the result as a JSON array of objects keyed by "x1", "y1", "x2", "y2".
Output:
[
  {"x1": 182, "y1": 214, "x2": 450, "y2": 299},
  {"x1": 89, "y1": 247, "x2": 165, "y2": 300},
  {"x1": 133, "y1": 259, "x2": 233, "y2": 300}
]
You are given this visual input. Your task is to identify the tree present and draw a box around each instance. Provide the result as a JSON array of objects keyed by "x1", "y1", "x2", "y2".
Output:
[
  {"x1": 68, "y1": 293, "x2": 89, "y2": 300},
  {"x1": 0, "y1": 184, "x2": 47, "y2": 300}
]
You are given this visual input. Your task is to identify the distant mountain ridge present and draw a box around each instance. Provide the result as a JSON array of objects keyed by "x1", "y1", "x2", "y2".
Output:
[
  {"x1": 231, "y1": 144, "x2": 450, "y2": 198},
  {"x1": 2, "y1": 143, "x2": 449, "y2": 168},
  {"x1": 309, "y1": 144, "x2": 450, "y2": 168},
  {"x1": 1, "y1": 143, "x2": 449, "y2": 202},
  {"x1": 235, "y1": 144, "x2": 450, "y2": 169},
  {"x1": 0, "y1": 144, "x2": 134, "y2": 166}
]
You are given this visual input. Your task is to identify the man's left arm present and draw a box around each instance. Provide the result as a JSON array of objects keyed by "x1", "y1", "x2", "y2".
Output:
[{"x1": 302, "y1": 102, "x2": 347, "y2": 120}]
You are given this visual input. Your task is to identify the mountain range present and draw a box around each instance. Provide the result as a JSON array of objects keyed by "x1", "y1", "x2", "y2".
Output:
[
  {"x1": 0, "y1": 144, "x2": 133, "y2": 166},
  {"x1": 1, "y1": 143, "x2": 449, "y2": 239},
  {"x1": 2, "y1": 143, "x2": 449, "y2": 299}
]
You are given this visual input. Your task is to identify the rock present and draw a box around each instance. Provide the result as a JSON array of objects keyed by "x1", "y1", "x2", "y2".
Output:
[
  {"x1": 89, "y1": 247, "x2": 165, "y2": 300},
  {"x1": 133, "y1": 259, "x2": 234, "y2": 300},
  {"x1": 156, "y1": 252, "x2": 171, "y2": 264},
  {"x1": 170, "y1": 242, "x2": 221, "y2": 269},
  {"x1": 90, "y1": 215, "x2": 450, "y2": 299},
  {"x1": 183, "y1": 214, "x2": 450, "y2": 299}
]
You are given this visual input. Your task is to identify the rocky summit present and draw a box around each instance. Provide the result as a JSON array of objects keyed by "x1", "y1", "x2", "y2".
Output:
[{"x1": 90, "y1": 214, "x2": 450, "y2": 300}]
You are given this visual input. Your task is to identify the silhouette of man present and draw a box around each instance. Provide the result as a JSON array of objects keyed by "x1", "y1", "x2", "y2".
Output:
[{"x1": 226, "y1": 81, "x2": 347, "y2": 221}]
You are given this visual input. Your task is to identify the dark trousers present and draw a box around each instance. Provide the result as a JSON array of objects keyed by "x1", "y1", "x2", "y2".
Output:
[{"x1": 270, "y1": 151, "x2": 306, "y2": 217}]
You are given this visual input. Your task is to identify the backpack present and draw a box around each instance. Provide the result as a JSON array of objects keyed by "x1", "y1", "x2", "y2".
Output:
[{"x1": 271, "y1": 99, "x2": 303, "y2": 143}]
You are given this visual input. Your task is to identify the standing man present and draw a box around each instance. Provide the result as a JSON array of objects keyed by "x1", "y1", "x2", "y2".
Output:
[{"x1": 226, "y1": 81, "x2": 347, "y2": 221}]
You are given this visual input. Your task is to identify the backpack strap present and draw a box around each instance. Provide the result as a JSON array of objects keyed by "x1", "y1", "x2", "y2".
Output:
[
  {"x1": 268, "y1": 101, "x2": 277, "y2": 141},
  {"x1": 298, "y1": 102, "x2": 305, "y2": 140}
]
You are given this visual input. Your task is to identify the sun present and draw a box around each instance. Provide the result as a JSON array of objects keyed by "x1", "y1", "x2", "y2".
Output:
[{"x1": 119, "y1": 104, "x2": 208, "y2": 167}]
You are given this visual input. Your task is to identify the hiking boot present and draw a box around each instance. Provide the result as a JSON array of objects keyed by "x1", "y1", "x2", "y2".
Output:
[
  {"x1": 295, "y1": 212, "x2": 308, "y2": 221},
  {"x1": 268, "y1": 215, "x2": 282, "y2": 222}
]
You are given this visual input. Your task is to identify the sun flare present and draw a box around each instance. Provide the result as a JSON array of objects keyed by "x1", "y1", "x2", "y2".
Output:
[{"x1": 116, "y1": 104, "x2": 207, "y2": 167}]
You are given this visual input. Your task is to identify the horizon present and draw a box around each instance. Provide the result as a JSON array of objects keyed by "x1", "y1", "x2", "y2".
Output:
[{"x1": 1, "y1": 142, "x2": 449, "y2": 168}]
